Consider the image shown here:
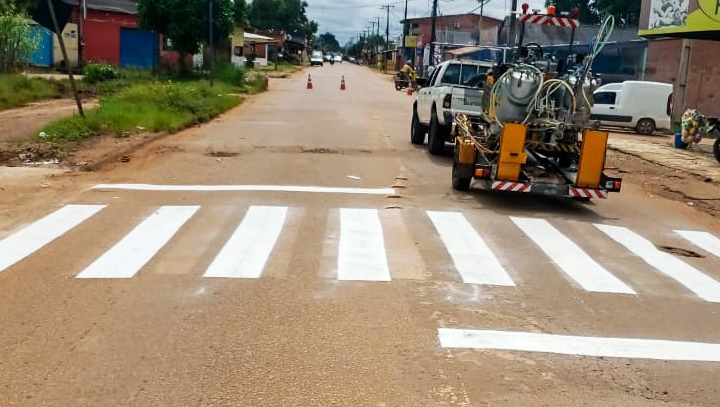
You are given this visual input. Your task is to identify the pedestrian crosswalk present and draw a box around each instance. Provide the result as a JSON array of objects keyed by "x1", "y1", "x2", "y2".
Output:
[{"x1": 2, "y1": 203, "x2": 720, "y2": 303}]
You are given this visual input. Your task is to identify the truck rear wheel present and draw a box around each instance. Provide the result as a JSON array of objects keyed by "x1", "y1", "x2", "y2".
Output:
[
  {"x1": 411, "y1": 108, "x2": 426, "y2": 145},
  {"x1": 428, "y1": 109, "x2": 446, "y2": 155}
]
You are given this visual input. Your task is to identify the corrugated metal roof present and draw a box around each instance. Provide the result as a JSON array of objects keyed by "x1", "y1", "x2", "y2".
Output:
[{"x1": 64, "y1": 0, "x2": 138, "y2": 14}]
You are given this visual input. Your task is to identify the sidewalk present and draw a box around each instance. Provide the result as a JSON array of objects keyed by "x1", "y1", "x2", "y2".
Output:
[{"x1": 608, "y1": 136, "x2": 720, "y2": 182}]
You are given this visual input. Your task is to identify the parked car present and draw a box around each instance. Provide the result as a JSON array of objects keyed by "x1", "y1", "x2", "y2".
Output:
[
  {"x1": 310, "y1": 51, "x2": 324, "y2": 67},
  {"x1": 333, "y1": 54, "x2": 342, "y2": 63},
  {"x1": 412, "y1": 60, "x2": 493, "y2": 155},
  {"x1": 591, "y1": 81, "x2": 673, "y2": 135}
]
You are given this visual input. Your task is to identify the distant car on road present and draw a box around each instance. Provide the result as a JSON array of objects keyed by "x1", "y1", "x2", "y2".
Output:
[
  {"x1": 333, "y1": 54, "x2": 342, "y2": 63},
  {"x1": 310, "y1": 51, "x2": 324, "y2": 67}
]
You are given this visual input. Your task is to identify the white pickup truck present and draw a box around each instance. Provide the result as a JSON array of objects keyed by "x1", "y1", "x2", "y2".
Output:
[{"x1": 411, "y1": 60, "x2": 493, "y2": 155}]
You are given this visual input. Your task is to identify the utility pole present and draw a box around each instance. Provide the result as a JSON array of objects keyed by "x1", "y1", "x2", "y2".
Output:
[
  {"x1": 508, "y1": 0, "x2": 518, "y2": 47},
  {"x1": 78, "y1": 0, "x2": 85, "y2": 67},
  {"x1": 478, "y1": 0, "x2": 490, "y2": 45},
  {"x1": 209, "y1": 0, "x2": 214, "y2": 87},
  {"x1": 402, "y1": 0, "x2": 408, "y2": 63},
  {"x1": 381, "y1": 4, "x2": 394, "y2": 52},
  {"x1": 673, "y1": 39, "x2": 692, "y2": 125},
  {"x1": 429, "y1": 0, "x2": 438, "y2": 69}
]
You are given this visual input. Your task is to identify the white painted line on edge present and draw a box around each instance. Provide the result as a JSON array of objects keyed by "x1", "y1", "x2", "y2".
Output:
[
  {"x1": 596, "y1": 224, "x2": 720, "y2": 303},
  {"x1": 204, "y1": 206, "x2": 288, "y2": 278},
  {"x1": 338, "y1": 208, "x2": 391, "y2": 281},
  {"x1": 438, "y1": 329, "x2": 720, "y2": 362},
  {"x1": 0, "y1": 205, "x2": 106, "y2": 273},
  {"x1": 76, "y1": 206, "x2": 200, "y2": 279},
  {"x1": 676, "y1": 230, "x2": 720, "y2": 259},
  {"x1": 427, "y1": 211, "x2": 515, "y2": 286},
  {"x1": 512, "y1": 217, "x2": 636, "y2": 294},
  {"x1": 93, "y1": 184, "x2": 396, "y2": 195}
]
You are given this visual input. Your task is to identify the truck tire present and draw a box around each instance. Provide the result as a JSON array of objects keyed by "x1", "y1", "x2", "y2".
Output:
[
  {"x1": 411, "y1": 108, "x2": 426, "y2": 145},
  {"x1": 428, "y1": 108, "x2": 446, "y2": 155},
  {"x1": 636, "y1": 118, "x2": 656, "y2": 135},
  {"x1": 714, "y1": 138, "x2": 720, "y2": 164},
  {"x1": 452, "y1": 158, "x2": 472, "y2": 191}
]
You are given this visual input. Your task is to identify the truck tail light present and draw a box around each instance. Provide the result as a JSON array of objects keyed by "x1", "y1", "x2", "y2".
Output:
[{"x1": 443, "y1": 93, "x2": 452, "y2": 109}]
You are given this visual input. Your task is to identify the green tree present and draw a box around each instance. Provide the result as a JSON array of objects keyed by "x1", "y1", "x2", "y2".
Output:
[
  {"x1": 0, "y1": 4, "x2": 38, "y2": 73},
  {"x1": 593, "y1": 0, "x2": 641, "y2": 27},
  {"x1": 233, "y1": 0, "x2": 248, "y2": 26},
  {"x1": 138, "y1": 0, "x2": 234, "y2": 60},
  {"x1": 544, "y1": 0, "x2": 598, "y2": 24},
  {"x1": 249, "y1": 0, "x2": 316, "y2": 33},
  {"x1": 315, "y1": 31, "x2": 339, "y2": 52}
]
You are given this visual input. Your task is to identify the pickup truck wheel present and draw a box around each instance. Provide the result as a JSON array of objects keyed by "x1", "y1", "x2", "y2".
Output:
[
  {"x1": 636, "y1": 118, "x2": 656, "y2": 135},
  {"x1": 713, "y1": 138, "x2": 720, "y2": 164},
  {"x1": 428, "y1": 110, "x2": 446, "y2": 155},
  {"x1": 451, "y1": 160, "x2": 472, "y2": 191},
  {"x1": 411, "y1": 108, "x2": 426, "y2": 145}
]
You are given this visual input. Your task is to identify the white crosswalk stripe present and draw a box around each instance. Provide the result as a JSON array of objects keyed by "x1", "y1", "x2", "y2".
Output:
[
  {"x1": 337, "y1": 208, "x2": 391, "y2": 282},
  {"x1": 676, "y1": 230, "x2": 720, "y2": 259},
  {"x1": 0, "y1": 205, "x2": 106, "y2": 274},
  {"x1": 596, "y1": 224, "x2": 720, "y2": 303},
  {"x1": 428, "y1": 211, "x2": 514, "y2": 286},
  {"x1": 3, "y1": 204, "x2": 720, "y2": 303},
  {"x1": 204, "y1": 206, "x2": 288, "y2": 279},
  {"x1": 512, "y1": 217, "x2": 636, "y2": 294},
  {"x1": 76, "y1": 206, "x2": 200, "y2": 279}
]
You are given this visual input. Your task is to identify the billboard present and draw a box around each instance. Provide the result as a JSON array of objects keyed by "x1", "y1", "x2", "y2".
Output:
[{"x1": 640, "y1": 0, "x2": 720, "y2": 38}]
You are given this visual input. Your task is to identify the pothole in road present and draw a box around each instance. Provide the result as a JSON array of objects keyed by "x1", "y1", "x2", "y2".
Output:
[
  {"x1": 658, "y1": 245, "x2": 705, "y2": 258},
  {"x1": 205, "y1": 150, "x2": 239, "y2": 158}
]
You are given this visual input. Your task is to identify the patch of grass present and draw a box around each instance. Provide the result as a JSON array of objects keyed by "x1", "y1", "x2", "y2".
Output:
[
  {"x1": 0, "y1": 75, "x2": 63, "y2": 110},
  {"x1": 259, "y1": 62, "x2": 301, "y2": 73},
  {"x1": 243, "y1": 71, "x2": 268, "y2": 94},
  {"x1": 41, "y1": 81, "x2": 241, "y2": 142}
]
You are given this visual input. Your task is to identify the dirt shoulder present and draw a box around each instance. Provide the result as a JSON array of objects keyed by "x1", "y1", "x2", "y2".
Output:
[{"x1": 0, "y1": 98, "x2": 98, "y2": 144}]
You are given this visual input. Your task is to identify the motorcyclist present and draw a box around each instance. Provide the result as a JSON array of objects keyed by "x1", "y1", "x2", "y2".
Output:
[{"x1": 401, "y1": 60, "x2": 417, "y2": 82}]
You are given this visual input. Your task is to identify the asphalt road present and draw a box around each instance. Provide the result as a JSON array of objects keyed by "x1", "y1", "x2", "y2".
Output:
[{"x1": 2, "y1": 64, "x2": 720, "y2": 406}]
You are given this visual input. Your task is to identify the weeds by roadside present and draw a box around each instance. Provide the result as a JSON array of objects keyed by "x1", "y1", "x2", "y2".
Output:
[
  {"x1": 0, "y1": 75, "x2": 63, "y2": 110},
  {"x1": 41, "y1": 81, "x2": 241, "y2": 141}
]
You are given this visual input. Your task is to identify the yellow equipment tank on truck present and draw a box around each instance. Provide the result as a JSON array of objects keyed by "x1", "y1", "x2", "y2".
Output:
[{"x1": 451, "y1": 7, "x2": 622, "y2": 201}]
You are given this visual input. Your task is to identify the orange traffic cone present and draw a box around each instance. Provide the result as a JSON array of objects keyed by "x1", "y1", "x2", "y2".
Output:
[
  {"x1": 307, "y1": 74, "x2": 313, "y2": 89},
  {"x1": 340, "y1": 76, "x2": 346, "y2": 91}
]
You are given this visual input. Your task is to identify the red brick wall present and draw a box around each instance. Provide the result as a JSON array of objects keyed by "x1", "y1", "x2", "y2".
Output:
[{"x1": 644, "y1": 39, "x2": 720, "y2": 117}]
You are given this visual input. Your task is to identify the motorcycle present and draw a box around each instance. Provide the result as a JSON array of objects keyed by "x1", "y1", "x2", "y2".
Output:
[{"x1": 394, "y1": 71, "x2": 416, "y2": 91}]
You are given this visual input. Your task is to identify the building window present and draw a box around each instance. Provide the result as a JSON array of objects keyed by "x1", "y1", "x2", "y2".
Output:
[{"x1": 234, "y1": 46, "x2": 243, "y2": 57}]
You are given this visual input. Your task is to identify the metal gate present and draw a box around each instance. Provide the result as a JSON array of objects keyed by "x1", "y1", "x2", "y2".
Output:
[
  {"x1": 29, "y1": 25, "x2": 53, "y2": 67},
  {"x1": 119, "y1": 28, "x2": 158, "y2": 69}
]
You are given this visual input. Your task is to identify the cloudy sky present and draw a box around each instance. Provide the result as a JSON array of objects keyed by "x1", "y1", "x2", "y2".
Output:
[{"x1": 305, "y1": 0, "x2": 548, "y2": 44}]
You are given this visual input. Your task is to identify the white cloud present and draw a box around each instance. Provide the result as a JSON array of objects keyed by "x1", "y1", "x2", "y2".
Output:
[{"x1": 305, "y1": 0, "x2": 548, "y2": 44}]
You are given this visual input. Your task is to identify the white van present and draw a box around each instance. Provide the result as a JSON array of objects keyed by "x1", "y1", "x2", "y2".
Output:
[{"x1": 590, "y1": 81, "x2": 673, "y2": 135}]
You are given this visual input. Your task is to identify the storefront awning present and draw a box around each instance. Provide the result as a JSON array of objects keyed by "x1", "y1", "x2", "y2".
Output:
[{"x1": 244, "y1": 32, "x2": 277, "y2": 44}]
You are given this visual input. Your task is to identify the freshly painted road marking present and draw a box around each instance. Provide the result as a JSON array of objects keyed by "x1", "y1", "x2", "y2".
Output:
[
  {"x1": 438, "y1": 329, "x2": 720, "y2": 362},
  {"x1": 93, "y1": 184, "x2": 395, "y2": 195},
  {"x1": 76, "y1": 206, "x2": 200, "y2": 279},
  {"x1": 676, "y1": 230, "x2": 720, "y2": 259},
  {"x1": 204, "y1": 206, "x2": 288, "y2": 278},
  {"x1": 427, "y1": 211, "x2": 515, "y2": 286},
  {"x1": 596, "y1": 224, "x2": 720, "y2": 302},
  {"x1": 338, "y1": 208, "x2": 391, "y2": 281},
  {"x1": 512, "y1": 217, "x2": 636, "y2": 294},
  {"x1": 0, "y1": 205, "x2": 106, "y2": 273}
]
